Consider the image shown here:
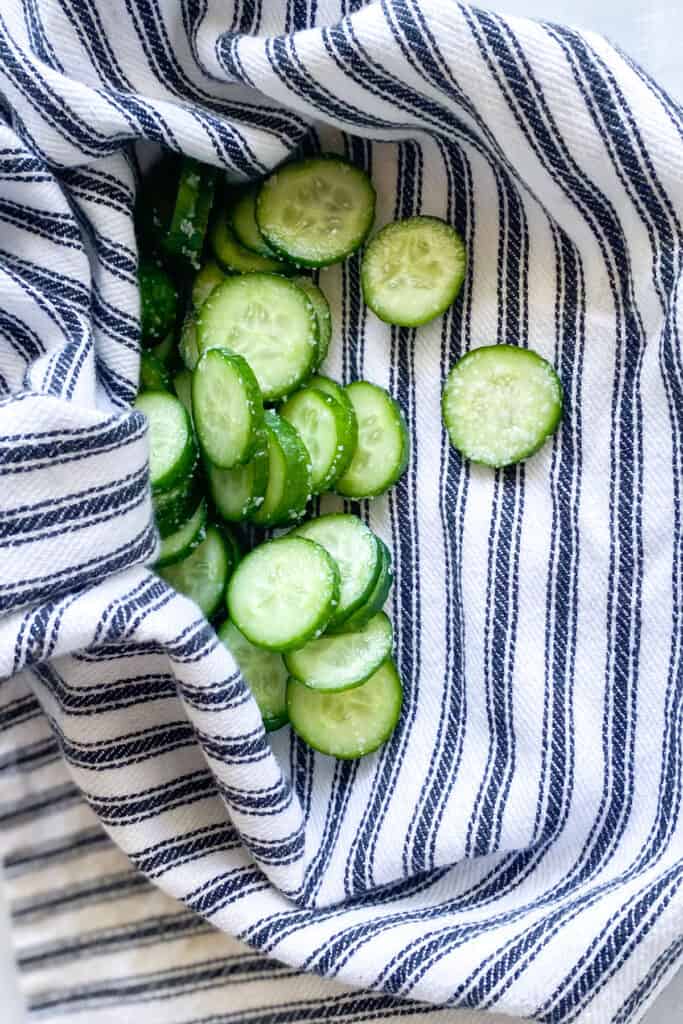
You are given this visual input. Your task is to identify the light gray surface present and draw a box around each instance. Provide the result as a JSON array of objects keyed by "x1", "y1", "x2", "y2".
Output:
[{"x1": 1, "y1": 3, "x2": 681, "y2": 1022}]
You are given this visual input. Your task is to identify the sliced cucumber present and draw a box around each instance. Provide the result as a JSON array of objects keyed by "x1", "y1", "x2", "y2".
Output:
[
  {"x1": 251, "y1": 412, "x2": 312, "y2": 527},
  {"x1": 336, "y1": 382, "x2": 409, "y2": 499},
  {"x1": 179, "y1": 313, "x2": 200, "y2": 371},
  {"x1": 192, "y1": 260, "x2": 226, "y2": 309},
  {"x1": 156, "y1": 499, "x2": 207, "y2": 569},
  {"x1": 139, "y1": 259, "x2": 178, "y2": 345},
  {"x1": 152, "y1": 462, "x2": 201, "y2": 538},
  {"x1": 227, "y1": 537, "x2": 340, "y2": 652},
  {"x1": 293, "y1": 277, "x2": 332, "y2": 368},
  {"x1": 231, "y1": 186, "x2": 277, "y2": 258},
  {"x1": 163, "y1": 157, "x2": 216, "y2": 270},
  {"x1": 287, "y1": 659, "x2": 402, "y2": 759},
  {"x1": 285, "y1": 611, "x2": 392, "y2": 693},
  {"x1": 206, "y1": 431, "x2": 269, "y2": 523},
  {"x1": 220, "y1": 524, "x2": 242, "y2": 572},
  {"x1": 139, "y1": 351, "x2": 171, "y2": 393},
  {"x1": 361, "y1": 216, "x2": 467, "y2": 327},
  {"x1": 218, "y1": 621, "x2": 288, "y2": 731},
  {"x1": 211, "y1": 210, "x2": 291, "y2": 275},
  {"x1": 159, "y1": 524, "x2": 233, "y2": 619},
  {"x1": 292, "y1": 514, "x2": 381, "y2": 630},
  {"x1": 442, "y1": 345, "x2": 563, "y2": 467},
  {"x1": 192, "y1": 348, "x2": 264, "y2": 469},
  {"x1": 135, "y1": 391, "x2": 196, "y2": 493},
  {"x1": 309, "y1": 374, "x2": 358, "y2": 459},
  {"x1": 257, "y1": 156, "x2": 376, "y2": 268},
  {"x1": 173, "y1": 368, "x2": 193, "y2": 418},
  {"x1": 328, "y1": 538, "x2": 393, "y2": 634},
  {"x1": 198, "y1": 275, "x2": 318, "y2": 402},
  {"x1": 150, "y1": 331, "x2": 176, "y2": 364},
  {"x1": 280, "y1": 387, "x2": 353, "y2": 494}
]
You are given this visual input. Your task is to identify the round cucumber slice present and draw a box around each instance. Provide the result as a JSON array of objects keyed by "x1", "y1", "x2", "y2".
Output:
[
  {"x1": 152, "y1": 462, "x2": 201, "y2": 538},
  {"x1": 206, "y1": 431, "x2": 269, "y2": 523},
  {"x1": 287, "y1": 659, "x2": 402, "y2": 759},
  {"x1": 156, "y1": 499, "x2": 207, "y2": 569},
  {"x1": 231, "y1": 186, "x2": 277, "y2": 258},
  {"x1": 257, "y1": 156, "x2": 376, "y2": 268},
  {"x1": 335, "y1": 382, "x2": 409, "y2": 499},
  {"x1": 192, "y1": 348, "x2": 264, "y2": 469},
  {"x1": 139, "y1": 259, "x2": 178, "y2": 345},
  {"x1": 198, "y1": 274, "x2": 318, "y2": 402},
  {"x1": 280, "y1": 387, "x2": 353, "y2": 494},
  {"x1": 442, "y1": 345, "x2": 563, "y2": 468},
  {"x1": 179, "y1": 314, "x2": 200, "y2": 371},
  {"x1": 159, "y1": 524, "x2": 233, "y2": 619},
  {"x1": 293, "y1": 277, "x2": 332, "y2": 368},
  {"x1": 173, "y1": 368, "x2": 193, "y2": 418},
  {"x1": 292, "y1": 514, "x2": 381, "y2": 630},
  {"x1": 218, "y1": 620, "x2": 288, "y2": 731},
  {"x1": 227, "y1": 536, "x2": 341, "y2": 652},
  {"x1": 139, "y1": 351, "x2": 171, "y2": 393},
  {"x1": 251, "y1": 412, "x2": 312, "y2": 527},
  {"x1": 309, "y1": 375, "x2": 358, "y2": 462},
  {"x1": 285, "y1": 611, "x2": 393, "y2": 692},
  {"x1": 211, "y1": 209, "x2": 292, "y2": 275},
  {"x1": 327, "y1": 538, "x2": 393, "y2": 634},
  {"x1": 192, "y1": 261, "x2": 226, "y2": 309},
  {"x1": 135, "y1": 391, "x2": 196, "y2": 493},
  {"x1": 361, "y1": 216, "x2": 467, "y2": 327},
  {"x1": 162, "y1": 157, "x2": 216, "y2": 270}
]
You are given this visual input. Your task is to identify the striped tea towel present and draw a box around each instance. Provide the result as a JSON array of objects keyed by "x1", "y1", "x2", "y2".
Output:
[{"x1": 1, "y1": 2, "x2": 682, "y2": 1022}]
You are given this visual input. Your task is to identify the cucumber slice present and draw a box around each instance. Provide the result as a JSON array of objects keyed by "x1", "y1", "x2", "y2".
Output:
[
  {"x1": 159, "y1": 524, "x2": 233, "y2": 619},
  {"x1": 173, "y1": 368, "x2": 193, "y2": 418},
  {"x1": 256, "y1": 156, "x2": 376, "y2": 268},
  {"x1": 280, "y1": 387, "x2": 353, "y2": 493},
  {"x1": 309, "y1": 374, "x2": 358, "y2": 458},
  {"x1": 220, "y1": 524, "x2": 242, "y2": 572},
  {"x1": 328, "y1": 538, "x2": 393, "y2": 634},
  {"x1": 139, "y1": 351, "x2": 171, "y2": 393},
  {"x1": 206, "y1": 431, "x2": 269, "y2": 523},
  {"x1": 287, "y1": 659, "x2": 402, "y2": 759},
  {"x1": 251, "y1": 412, "x2": 312, "y2": 527},
  {"x1": 192, "y1": 260, "x2": 226, "y2": 309},
  {"x1": 152, "y1": 461, "x2": 201, "y2": 538},
  {"x1": 135, "y1": 391, "x2": 196, "y2": 493},
  {"x1": 211, "y1": 210, "x2": 291, "y2": 275},
  {"x1": 442, "y1": 344, "x2": 563, "y2": 468},
  {"x1": 361, "y1": 216, "x2": 467, "y2": 327},
  {"x1": 156, "y1": 499, "x2": 207, "y2": 569},
  {"x1": 150, "y1": 331, "x2": 176, "y2": 364},
  {"x1": 336, "y1": 381, "x2": 409, "y2": 499},
  {"x1": 293, "y1": 277, "x2": 332, "y2": 368},
  {"x1": 218, "y1": 620, "x2": 288, "y2": 731},
  {"x1": 285, "y1": 611, "x2": 392, "y2": 693},
  {"x1": 231, "y1": 186, "x2": 277, "y2": 258},
  {"x1": 179, "y1": 314, "x2": 200, "y2": 371},
  {"x1": 163, "y1": 157, "x2": 216, "y2": 270},
  {"x1": 139, "y1": 259, "x2": 178, "y2": 345},
  {"x1": 227, "y1": 537, "x2": 340, "y2": 651},
  {"x1": 192, "y1": 348, "x2": 264, "y2": 469},
  {"x1": 198, "y1": 275, "x2": 318, "y2": 402},
  {"x1": 292, "y1": 514, "x2": 381, "y2": 629}
]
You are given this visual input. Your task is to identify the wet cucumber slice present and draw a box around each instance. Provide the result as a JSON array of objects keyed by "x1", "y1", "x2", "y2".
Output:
[
  {"x1": 150, "y1": 330, "x2": 176, "y2": 365},
  {"x1": 327, "y1": 537, "x2": 393, "y2": 634},
  {"x1": 227, "y1": 536, "x2": 341, "y2": 651},
  {"x1": 361, "y1": 216, "x2": 467, "y2": 327},
  {"x1": 156, "y1": 499, "x2": 207, "y2": 569},
  {"x1": 211, "y1": 209, "x2": 292, "y2": 275},
  {"x1": 192, "y1": 260, "x2": 226, "y2": 309},
  {"x1": 198, "y1": 274, "x2": 318, "y2": 401},
  {"x1": 280, "y1": 387, "x2": 354, "y2": 494},
  {"x1": 152, "y1": 462, "x2": 201, "y2": 538},
  {"x1": 284, "y1": 611, "x2": 393, "y2": 692},
  {"x1": 178, "y1": 314, "x2": 200, "y2": 371},
  {"x1": 159, "y1": 523, "x2": 234, "y2": 619},
  {"x1": 231, "y1": 186, "x2": 277, "y2": 258},
  {"x1": 256, "y1": 156, "x2": 376, "y2": 268},
  {"x1": 173, "y1": 368, "x2": 193, "y2": 418},
  {"x1": 135, "y1": 391, "x2": 196, "y2": 493},
  {"x1": 192, "y1": 348, "x2": 264, "y2": 469},
  {"x1": 139, "y1": 351, "x2": 171, "y2": 393},
  {"x1": 292, "y1": 514, "x2": 381, "y2": 630},
  {"x1": 206, "y1": 431, "x2": 269, "y2": 523},
  {"x1": 287, "y1": 659, "x2": 402, "y2": 759},
  {"x1": 293, "y1": 277, "x2": 332, "y2": 368},
  {"x1": 442, "y1": 344, "x2": 563, "y2": 468},
  {"x1": 139, "y1": 259, "x2": 178, "y2": 345},
  {"x1": 251, "y1": 412, "x2": 312, "y2": 527},
  {"x1": 309, "y1": 375, "x2": 358, "y2": 457},
  {"x1": 335, "y1": 381, "x2": 409, "y2": 499},
  {"x1": 218, "y1": 620, "x2": 288, "y2": 731},
  {"x1": 162, "y1": 157, "x2": 216, "y2": 270}
]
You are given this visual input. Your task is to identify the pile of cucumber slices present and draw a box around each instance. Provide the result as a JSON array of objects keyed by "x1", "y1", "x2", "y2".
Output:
[{"x1": 134, "y1": 149, "x2": 563, "y2": 759}]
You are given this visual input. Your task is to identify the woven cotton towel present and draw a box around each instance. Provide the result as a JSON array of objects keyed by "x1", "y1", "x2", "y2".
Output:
[{"x1": 1, "y1": 2, "x2": 682, "y2": 1022}]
